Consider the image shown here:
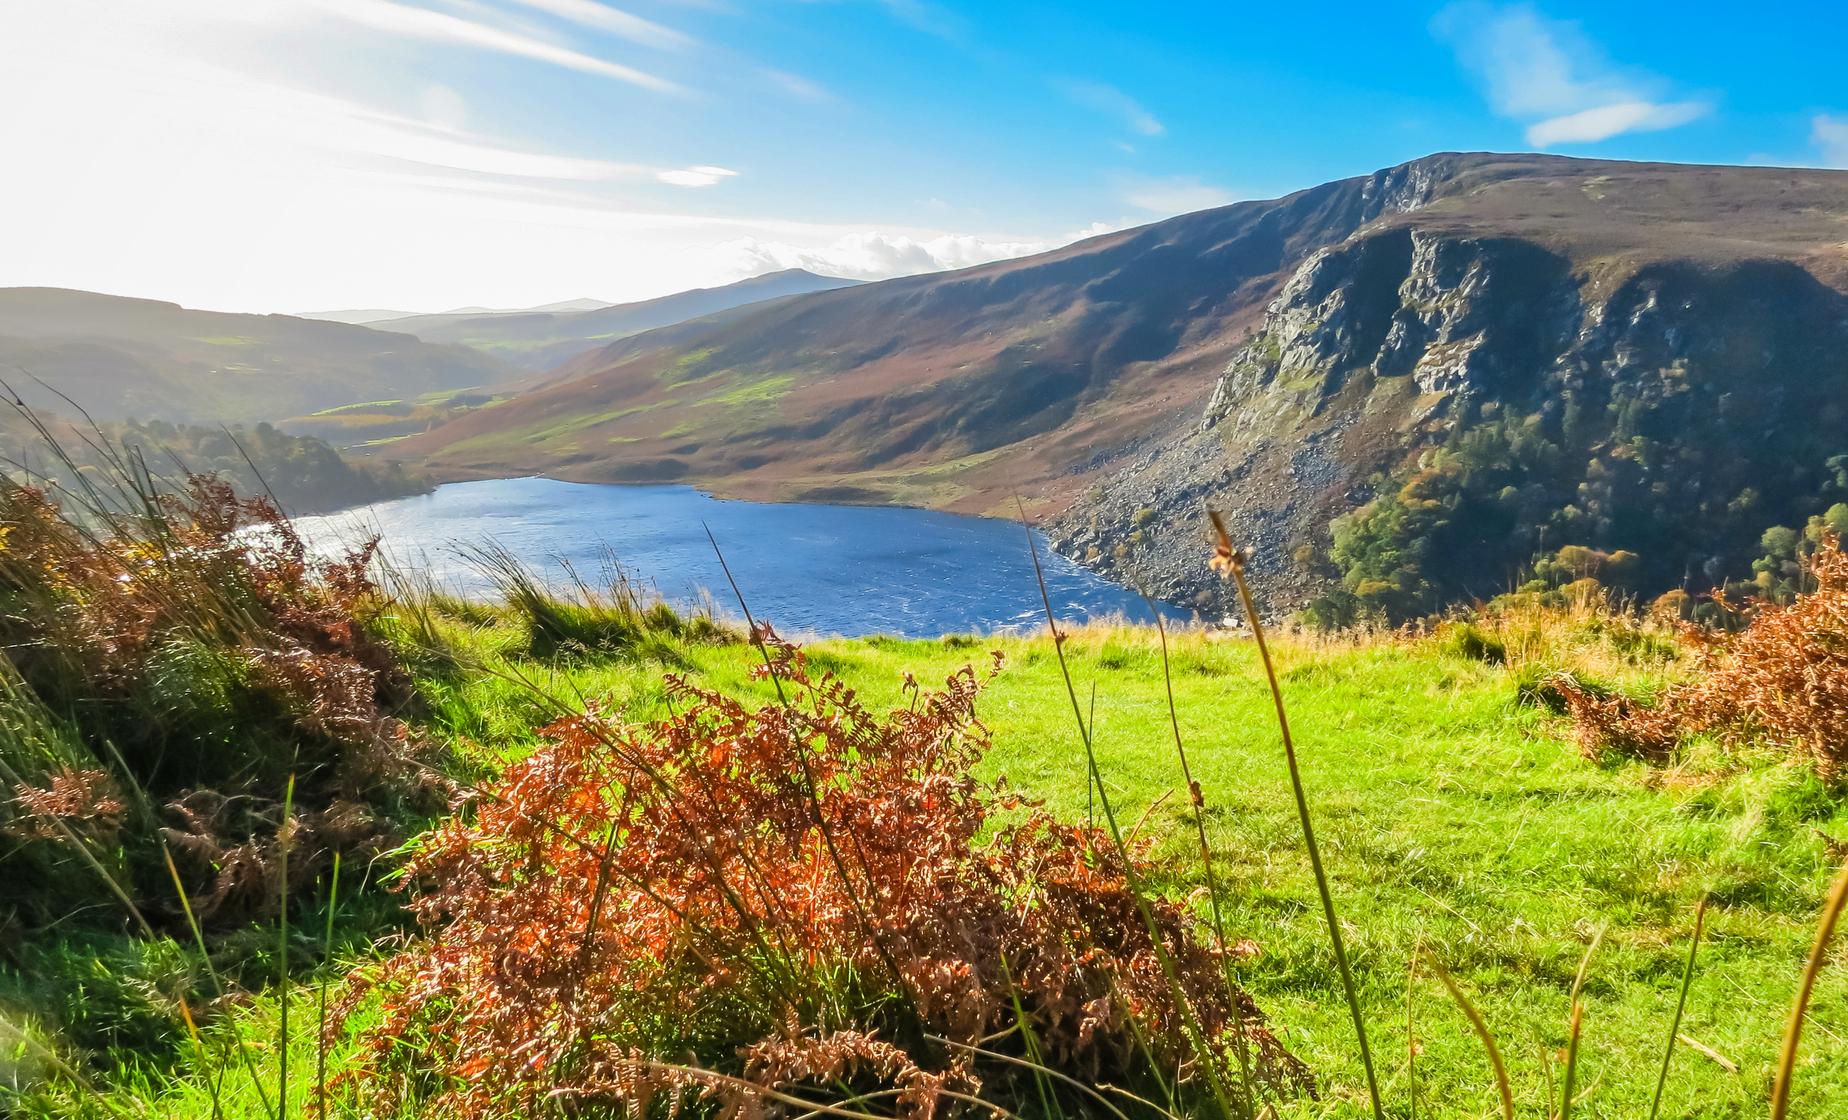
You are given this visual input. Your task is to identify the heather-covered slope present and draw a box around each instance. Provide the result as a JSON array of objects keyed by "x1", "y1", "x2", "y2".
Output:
[
  {"x1": 372, "y1": 268, "x2": 862, "y2": 372},
  {"x1": 395, "y1": 158, "x2": 1465, "y2": 511},
  {"x1": 396, "y1": 153, "x2": 1848, "y2": 612},
  {"x1": 0, "y1": 288, "x2": 508, "y2": 425}
]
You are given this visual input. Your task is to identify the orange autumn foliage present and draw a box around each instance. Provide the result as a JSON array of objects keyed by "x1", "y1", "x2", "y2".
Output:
[
  {"x1": 1563, "y1": 536, "x2": 1848, "y2": 773},
  {"x1": 346, "y1": 633, "x2": 1308, "y2": 1118}
]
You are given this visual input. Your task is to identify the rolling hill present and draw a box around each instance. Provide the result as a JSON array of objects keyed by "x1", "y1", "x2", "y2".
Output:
[
  {"x1": 0, "y1": 288, "x2": 509, "y2": 425},
  {"x1": 368, "y1": 268, "x2": 861, "y2": 371},
  {"x1": 395, "y1": 152, "x2": 1848, "y2": 612}
]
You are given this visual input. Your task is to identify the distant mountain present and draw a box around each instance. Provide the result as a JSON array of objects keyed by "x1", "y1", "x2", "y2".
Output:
[
  {"x1": 394, "y1": 153, "x2": 1848, "y2": 614},
  {"x1": 0, "y1": 288, "x2": 509, "y2": 425},
  {"x1": 377, "y1": 269, "x2": 862, "y2": 371},
  {"x1": 299, "y1": 298, "x2": 610, "y2": 326},
  {"x1": 440, "y1": 297, "x2": 610, "y2": 316},
  {"x1": 297, "y1": 308, "x2": 425, "y2": 325}
]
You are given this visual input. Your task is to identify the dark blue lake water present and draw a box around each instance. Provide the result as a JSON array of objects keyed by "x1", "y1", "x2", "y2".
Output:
[{"x1": 292, "y1": 478, "x2": 1189, "y2": 638}]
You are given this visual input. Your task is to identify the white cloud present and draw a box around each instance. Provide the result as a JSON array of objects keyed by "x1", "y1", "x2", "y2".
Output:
[
  {"x1": 1815, "y1": 114, "x2": 1848, "y2": 167},
  {"x1": 1433, "y1": 3, "x2": 1710, "y2": 148},
  {"x1": 322, "y1": 0, "x2": 682, "y2": 92},
  {"x1": 875, "y1": 0, "x2": 969, "y2": 44},
  {"x1": 0, "y1": 0, "x2": 1102, "y2": 313},
  {"x1": 718, "y1": 224, "x2": 1115, "y2": 282},
  {"x1": 1526, "y1": 100, "x2": 1710, "y2": 146},
  {"x1": 500, "y1": 0, "x2": 692, "y2": 50},
  {"x1": 1123, "y1": 177, "x2": 1236, "y2": 215},
  {"x1": 1058, "y1": 79, "x2": 1164, "y2": 137},
  {"x1": 657, "y1": 165, "x2": 740, "y2": 187},
  {"x1": 761, "y1": 67, "x2": 832, "y2": 101}
]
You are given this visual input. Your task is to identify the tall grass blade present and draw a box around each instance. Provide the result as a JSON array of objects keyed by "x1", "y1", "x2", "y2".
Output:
[
  {"x1": 278, "y1": 774, "x2": 295, "y2": 1119},
  {"x1": 1019, "y1": 505, "x2": 1244, "y2": 1118},
  {"x1": 163, "y1": 847, "x2": 278, "y2": 1120},
  {"x1": 1209, "y1": 510, "x2": 1383, "y2": 1120},
  {"x1": 1406, "y1": 953, "x2": 1418, "y2": 1120},
  {"x1": 317, "y1": 851, "x2": 342, "y2": 1120},
  {"x1": 1771, "y1": 856, "x2": 1848, "y2": 1120},
  {"x1": 1648, "y1": 897, "x2": 1706, "y2": 1120},
  {"x1": 1147, "y1": 598, "x2": 1257, "y2": 1099},
  {"x1": 1558, "y1": 1002, "x2": 1583, "y2": 1120},
  {"x1": 1421, "y1": 950, "x2": 1514, "y2": 1120}
]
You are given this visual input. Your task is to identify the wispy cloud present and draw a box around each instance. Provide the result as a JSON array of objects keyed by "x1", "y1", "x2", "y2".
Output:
[
  {"x1": 761, "y1": 67, "x2": 832, "y2": 101},
  {"x1": 875, "y1": 0, "x2": 968, "y2": 44},
  {"x1": 322, "y1": 0, "x2": 682, "y2": 92},
  {"x1": 1122, "y1": 177, "x2": 1235, "y2": 215},
  {"x1": 1058, "y1": 79, "x2": 1164, "y2": 137},
  {"x1": 657, "y1": 165, "x2": 739, "y2": 187},
  {"x1": 1433, "y1": 3, "x2": 1710, "y2": 147},
  {"x1": 500, "y1": 0, "x2": 692, "y2": 50},
  {"x1": 1815, "y1": 115, "x2": 1848, "y2": 167},
  {"x1": 720, "y1": 224, "x2": 1111, "y2": 281}
]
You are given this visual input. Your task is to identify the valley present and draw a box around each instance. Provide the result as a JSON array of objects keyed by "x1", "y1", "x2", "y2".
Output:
[{"x1": 7, "y1": 153, "x2": 1846, "y2": 617}]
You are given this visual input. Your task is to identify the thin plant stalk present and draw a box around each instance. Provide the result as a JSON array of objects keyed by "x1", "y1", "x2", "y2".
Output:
[
  {"x1": 1209, "y1": 510, "x2": 1383, "y2": 1120},
  {"x1": 1648, "y1": 897, "x2": 1706, "y2": 1120},
  {"x1": 1558, "y1": 1002, "x2": 1583, "y2": 1120},
  {"x1": 317, "y1": 852, "x2": 343, "y2": 1120},
  {"x1": 1149, "y1": 600, "x2": 1258, "y2": 1097},
  {"x1": 1019, "y1": 507, "x2": 1243, "y2": 1118},
  {"x1": 1771, "y1": 857, "x2": 1848, "y2": 1120},
  {"x1": 1406, "y1": 953, "x2": 1418, "y2": 1120},
  {"x1": 278, "y1": 774, "x2": 295, "y2": 1119},
  {"x1": 1421, "y1": 950, "x2": 1513, "y2": 1120},
  {"x1": 163, "y1": 847, "x2": 279, "y2": 1120}
]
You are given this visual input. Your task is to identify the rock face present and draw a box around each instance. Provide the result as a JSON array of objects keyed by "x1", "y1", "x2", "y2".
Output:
[{"x1": 1051, "y1": 221, "x2": 1848, "y2": 618}]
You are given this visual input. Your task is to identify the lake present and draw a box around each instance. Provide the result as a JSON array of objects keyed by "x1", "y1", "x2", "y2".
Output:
[{"x1": 291, "y1": 477, "x2": 1190, "y2": 638}]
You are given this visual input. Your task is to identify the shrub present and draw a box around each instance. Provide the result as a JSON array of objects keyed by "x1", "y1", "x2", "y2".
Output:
[
  {"x1": 345, "y1": 635, "x2": 1309, "y2": 1118},
  {"x1": 0, "y1": 473, "x2": 440, "y2": 928},
  {"x1": 1563, "y1": 536, "x2": 1848, "y2": 772},
  {"x1": 1436, "y1": 621, "x2": 1507, "y2": 664}
]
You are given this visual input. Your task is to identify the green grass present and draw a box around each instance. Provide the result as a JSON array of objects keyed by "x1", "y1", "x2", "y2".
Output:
[
  {"x1": 427, "y1": 621, "x2": 1848, "y2": 1118},
  {"x1": 699, "y1": 372, "x2": 796, "y2": 409},
  {"x1": 16, "y1": 615, "x2": 1848, "y2": 1117},
  {"x1": 307, "y1": 398, "x2": 405, "y2": 417}
]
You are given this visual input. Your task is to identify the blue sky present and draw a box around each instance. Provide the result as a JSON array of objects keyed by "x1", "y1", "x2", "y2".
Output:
[{"x1": 4, "y1": 1, "x2": 1845, "y2": 314}]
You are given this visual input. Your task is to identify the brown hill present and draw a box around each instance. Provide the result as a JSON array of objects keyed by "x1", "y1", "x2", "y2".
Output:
[
  {"x1": 395, "y1": 153, "x2": 1848, "y2": 533},
  {"x1": 371, "y1": 269, "x2": 862, "y2": 373},
  {"x1": 0, "y1": 288, "x2": 509, "y2": 425}
]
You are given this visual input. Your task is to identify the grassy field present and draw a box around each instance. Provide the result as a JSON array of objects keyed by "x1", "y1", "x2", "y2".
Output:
[
  {"x1": 448, "y1": 621, "x2": 1848, "y2": 1119},
  {"x1": 10, "y1": 597, "x2": 1848, "y2": 1118}
]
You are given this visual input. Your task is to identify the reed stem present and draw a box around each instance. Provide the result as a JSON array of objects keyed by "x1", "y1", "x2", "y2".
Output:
[{"x1": 1212, "y1": 511, "x2": 1383, "y2": 1120}]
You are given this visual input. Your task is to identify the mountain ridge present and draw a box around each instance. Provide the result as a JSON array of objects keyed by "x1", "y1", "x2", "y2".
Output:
[
  {"x1": 369, "y1": 268, "x2": 863, "y2": 372},
  {"x1": 390, "y1": 151, "x2": 1848, "y2": 612},
  {"x1": 0, "y1": 287, "x2": 509, "y2": 425}
]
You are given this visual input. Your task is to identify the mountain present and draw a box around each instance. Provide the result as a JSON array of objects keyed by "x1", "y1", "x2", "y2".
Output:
[
  {"x1": 296, "y1": 308, "x2": 425, "y2": 325},
  {"x1": 390, "y1": 153, "x2": 1848, "y2": 614},
  {"x1": 440, "y1": 297, "x2": 610, "y2": 316},
  {"x1": 375, "y1": 269, "x2": 863, "y2": 371},
  {"x1": 299, "y1": 298, "x2": 610, "y2": 326},
  {"x1": 0, "y1": 288, "x2": 510, "y2": 426}
]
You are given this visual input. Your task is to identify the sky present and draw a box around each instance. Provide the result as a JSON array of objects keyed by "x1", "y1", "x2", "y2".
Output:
[{"x1": 3, "y1": 0, "x2": 1846, "y2": 315}]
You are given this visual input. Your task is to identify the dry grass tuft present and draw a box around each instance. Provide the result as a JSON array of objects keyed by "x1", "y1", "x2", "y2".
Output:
[{"x1": 1562, "y1": 536, "x2": 1848, "y2": 771}]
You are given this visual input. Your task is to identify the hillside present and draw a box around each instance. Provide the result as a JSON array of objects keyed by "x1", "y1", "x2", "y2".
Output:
[
  {"x1": 371, "y1": 268, "x2": 861, "y2": 371},
  {"x1": 0, "y1": 288, "x2": 509, "y2": 425},
  {"x1": 394, "y1": 152, "x2": 1848, "y2": 612}
]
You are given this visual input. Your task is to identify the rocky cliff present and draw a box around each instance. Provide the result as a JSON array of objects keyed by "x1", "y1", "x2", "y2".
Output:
[{"x1": 1052, "y1": 219, "x2": 1848, "y2": 618}]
